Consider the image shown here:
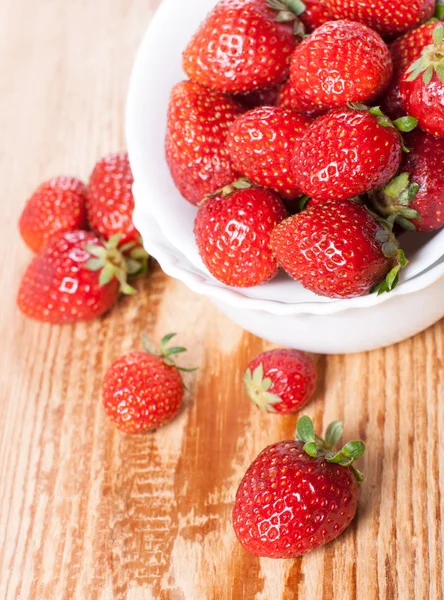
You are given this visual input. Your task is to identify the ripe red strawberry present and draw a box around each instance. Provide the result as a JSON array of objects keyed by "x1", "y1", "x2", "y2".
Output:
[
  {"x1": 277, "y1": 80, "x2": 326, "y2": 117},
  {"x1": 19, "y1": 176, "x2": 87, "y2": 252},
  {"x1": 299, "y1": 0, "x2": 334, "y2": 33},
  {"x1": 86, "y1": 152, "x2": 139, "y2": 245},
  {"x1": 289, "y1": 20, "x2": 392, "y2": 112},
  {"x1": 233, "y1": 86, "x2": 282, "y2": 110},
  {"x1": 227, "y1": 107, "x2": 311, "y2": 199},
  {"x1": 244, "y1": 349, "x2": 317, "y2": 414},
  {"x1": 233, "y1": 416, "x2": 365, "y2": 558},
  {"x1": 383, "y1": 22, "x2": 438, "y2": 119},
  {"x1": 326, "y1": 0, "x2": 435, "y2": 39},
  {"x1": 165, "y1": 81, "x2": 243, "y2": 205},
  {"x1": 400, "y1": 25, "x2": 444, "y2": 138},
  {"x1": 271, "y1": 200, "x2": 406, "y2": 298},
  {"x1": 292, "y1": 108, "x2": 407, "y2": 202},
  {"x1": 17, "y1": 231, "x2": 147, "y2": 324},
  {"x1": 102, "y1": 333, "x2": 194, "y2": 434},
  {"x1": 194, "y1": 181, "x2": 287, "y2": 288},
  {"x1": 182, "y1": 0, "x2": 304, "y2": 94}
]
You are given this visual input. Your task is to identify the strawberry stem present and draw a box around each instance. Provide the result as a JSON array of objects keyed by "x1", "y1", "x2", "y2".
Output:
[{"x1": 141, "y1": 333, "x2": 197, "y2": 373}]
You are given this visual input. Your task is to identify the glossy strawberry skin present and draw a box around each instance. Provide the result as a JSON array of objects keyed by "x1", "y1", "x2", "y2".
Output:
[
  {"x1": 194, "y1": 188, "x2": 287, "y2": 288},
  {"x1": 292, "y1": 109, "x2": 402, "y2": 202},
  {"x1": 277, "y1": 81, "x2": 326, "y2": 118},
  {"x1": 233, "y1": 440, "x2": 358, "y2": 558},
  {"x1": 19, "y1": 177, "x2": 87, "y2": 252},
  {"x1": 227, "y1": 107, "x2": 311, "y2": 199},
  {"x1": 165, "y1": 81, "x2": 243, "y2": 205},
  {"x1": 271, "y1": 201, "x2": 394, "y2": 299},
  {"x1": 182, "y1": 0, "x2": 299, "y2": 94},
  {"x1": 290, "y1": 20, "x2": 392, "y2": 112},
  {"x1": 86, "y1": 152, "x2": 139, "y2": 245},
  {"x1": 17, "y1": 231, "x2": 119, "y2": 324},
  {"x1": 326, "y1": 0, "x2": 435, "y2": 39},
  {"x1": 400, "y1": 72, "x2": 444, "y2": 138},
  {"x1": 247, "y1": 349, "x2": 317, "y2": 414},
  {"x1": 401, "y1": 131, "x2": 444, "y2": 231},
  {"x1": 102, "y1": 352, "x2": 183, "y2": 434},
  {"x1": 300, "y1": 0, "x2": 334, "y2": 33}
]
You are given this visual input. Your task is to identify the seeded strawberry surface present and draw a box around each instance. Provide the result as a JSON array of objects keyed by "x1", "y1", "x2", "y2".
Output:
[
  {"x1": 299, "y1": 0, "x2": 334, "y2": 33},
  {"x1": 278, "y1": 81, "x2": 326, "y2": 117},
  {"x1": 400, "y1": 72, "x2": 444, "y2": 138},
  {"x1": 19, "y1": 176, "x2": 87, "y2": 252}
]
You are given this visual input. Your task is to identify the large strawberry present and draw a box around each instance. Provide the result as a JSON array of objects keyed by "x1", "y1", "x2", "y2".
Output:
[
  {"x1": 326, "y1": 0, "x2": 435, "y2": 39},
  {"x1": 165, "y1": 81, "x2": 243, "y2": 205},
  {"x1": 182, "y1": 0, "x2": 305, "y2": 94},
  {"x1": 227, "y1": 107, "x2": 311, "y2": 199},
  {"x1": 194, "y1": 181, "x2": 287, "y2": 288},
  {"x1": 299, "y1": 0, "x2": 334, "y2": 33},
  {"x1": 277, "y1": 80, "x2": 326, "y2": 117},
  {"x1": 289, "y1": 20, "x2": 392, "y2": 112},
  {"x1": 233, "y1": 416, "x2": 365, "y2": 558},
  {"x1": 19, "y1": 176, "x2": 87, "y2": 252},
  {"x1": 17, "y1": 231, "x2": 147, "y2": 324},
  {"x1": 400, "y1": 24, "x2": 444, "y2": 138},
  {"x1": 271, "y1": 200, "x2": 406, "y2": 298}
]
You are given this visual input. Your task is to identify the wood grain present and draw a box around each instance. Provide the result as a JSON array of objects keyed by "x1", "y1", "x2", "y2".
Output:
[{"x1": 0, "y1": 1, "x2": 443, "y2": 598}]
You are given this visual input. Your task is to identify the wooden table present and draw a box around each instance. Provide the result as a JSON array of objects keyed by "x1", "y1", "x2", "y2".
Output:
[{"x1": 1, "y1": 1, "x2": 443, "y2": 598}]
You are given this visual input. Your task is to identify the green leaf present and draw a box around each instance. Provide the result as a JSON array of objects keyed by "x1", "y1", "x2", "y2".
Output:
[
  {"x1": 423, "y1": 65, "x2": 434, "y2": 85},
  {"x1": 433, "y1": 24, "x2": 444, "y2": 44},
  {"x1": 85, "y1": 244, "x2": 107, "y2": 259},
  {"x1": 164, "y1": 346, "x2": 187, "y2": 357},
  {"x1": 298, "y1": 195, "x2": 310, "y2": 212},
  {"x1": 107, "y1": 233, "x2": 122, "y2": 249},
  {"x1": 86, "y1": 258, "x2": 104, "y2": 272},
  {"x1": 325, "y1": 421, "x2": 343, "y2": 449},
  {"x1": 120, "y1": 282, "x2": 137, "y2": 295},
  {"x1": 244, "y1": 368, "x2": 252, "y2": 385},
  {"x1": 303, "y1": 442, "x2": 318, "y2": 457},
  {"x1": 99, "y1": 263, "x2": 116, "y2": 287},
  {"x1": 326, "y1": 441, "x2": 366, "y2": 466},
  {"x1": 252, "y1": 363, "x2": 264, "y2": 385},
  {"x1": 161, "y1": 333, "x2": 177, "y2": 347},
  {"x1": 130, "y1": 246, "x2": 149, "y2": 260},
  {"x1": 141, "y1": 333, "x2": 157, "y2": 355},
  {"x1": 282, "y1": 0, "x2": 306, "y2": 15},
  {"x1": 398, "y1": 249, "x2": 408, "y2": 268},
  {"x1": 399, "y1": 207, "x2": 421, "y2": 220},
  {"x1": 296, "y1": 416, "x2": 315, "y2": 443},
  {"x1": 385, "y1": 264, "x2": 401, "y2": 291},
  {"x1": 369, "y1": 106, "x2": 384, "y2": 117},
  {"x1": 119, "y1": 241, "x2": 136, "y2": 254},
  {"x1": 436, "y1": 61, "x2": 444, "y2": 84},
  {"x1": 393, "y1": 116, "x2": 418, "y2": 132},
  {"x1": 383, "y1": 173, "x2": 409, "y2": 199},
  {"x1": 396, "y1": 216, "x2": 418, "y2": 231},
  {"x1": 436, "y1": 2, "x2": 444, "y2": 20},
  {"x1": 126, "y1": 258, "x2": 143, "y2": 275},
  {"x1": 176, "y1": 366, "x2": 198, "y2": 373}
]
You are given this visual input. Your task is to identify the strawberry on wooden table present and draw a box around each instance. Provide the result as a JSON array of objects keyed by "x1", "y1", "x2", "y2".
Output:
[
  {"x1": 233, "y1": 416, "x2": 365, "y2": 558},
  {"x1": 19, "y1": 176, "x2": 87, "y2": 252}
]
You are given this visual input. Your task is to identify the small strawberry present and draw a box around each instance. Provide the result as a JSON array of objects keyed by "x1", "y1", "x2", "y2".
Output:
[
  {"x1": 400, "y1": 24, "x2": 444, "y2": 138},
  {"x1": 17, "y1": 231, "x2": 148, "y2": 324},
  {"x1": 299, "y1": 0, "x2": 334, "y2": 33},
  {"x1": 233, "y1": 416, "x2": 365, "y2": 558},
  {"x1": 244, "y1": 349, "x2": 317, "y2": 414},
  {"x1": 271, "y1": 200, "x2": 406, "y2": 298},
  {"x1": 102, "y1": 333, "x2": 194, "y2": 434},
  {"x1": 289, "y1": 20, "x2": 392, "y2": 112},
  {"x1": 19, "y1": 176, "x2": 87, "y2": 252},
  {"x1": 194, "y1": 180, "x2": 287, "y2": 288},
  {"x1": 326, "y1": 0, "x2": 435, "y2": 39},
  {"x1": 86, "y1": 152, "x2": 140, "y2": 245},
  {"x1": 182, "y1": 0, "x2": 305, "y2": 94},
  {"x1": 165, "y1": 81, "x2": 243, "y2": 205},
  {"x1": 227, "y1": 107, "x2": 311, "y2": 199},
  {"x1": 291, "y1": 107, "x2": 415, "y2": 202},
  {"x1": 233, "y1": 86, "x2": 282, "y2": 110},
  {"x1": 277, "y1": 80, "x2": 326, "y2": 117}
]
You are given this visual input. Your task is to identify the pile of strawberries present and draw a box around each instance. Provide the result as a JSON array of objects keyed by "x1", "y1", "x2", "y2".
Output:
[{"x1": 165, "y1": 0, "x2": 444, "y2": 299}]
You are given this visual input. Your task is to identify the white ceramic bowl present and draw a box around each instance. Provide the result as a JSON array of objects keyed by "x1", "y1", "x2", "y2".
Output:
[{"x1": 126, "y1": 0, "x2": 444, "y2": 353}]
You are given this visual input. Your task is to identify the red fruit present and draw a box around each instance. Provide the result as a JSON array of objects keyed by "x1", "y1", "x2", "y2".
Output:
[
  {"x1": 102, "y1": 334, "x2": 192, "y2": 434},
  {"x1": 182, "y1": 0, "x2": 303, "y2": 94},
  {"x1": 400, "y1": 25, "x2": 444, "y2": 138},
  {"x1": 383, "y1": 22, "x2": 437, "y2": 119},
  {"x1": 165, "y1": 81, "x2": 243, "y2": 205},
  {"x1": 292, "y1": 108, "x2": 403, "y2": 202},
  {"x1": 194, "y1": 182, "x2": 287, "y2": 288},
  {"x1": 277, "y1": 80, "x2": 326, "y2": 117},
  {"x1": 86, "y1": 152, "x2": 139, "y2": 245},
  {"x1": 19, "y1": 177, "x2": 87, "y2": 252},
  {"x1": 233, "y1": 86, "x2": 282, "y2": 110},
  {"x1": 227, "y1": 107, "x2": 311, "y2": 199},
  {"x1": 299, "y1": 0, "x2": 334, "y2": 33},
  {"x1": 233, "y1": 416, "x2": 365, "y2": 558},
  {"x1": 289, "y1": 20, "x2": 392, "y2": 111},
  {"x1": 326, "y1": 0, "x2": 435, "y2": 39},
  {"x1": 271, "y1": 201, "x2": 404, "y2": 299},
  {"x1": 244, "y1": 349, "x2": 317, "y2": 414},
  {"x1": 17, "y1": 231, "x2": 147, "y2": 324}
]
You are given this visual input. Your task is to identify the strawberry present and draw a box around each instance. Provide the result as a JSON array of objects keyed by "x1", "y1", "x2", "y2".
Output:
[
  {"x1": 194, "y1": 181, "x2": 287, "y2": 288},
  {"x1": 326, "y1": 0, "x2": 435, "y2": 39},
  {"x1": 165, "y1": 81, "x2": 243, "y2": 205},
  {"x1": 17, "y1": 231, "x2": 148, "y2": 324},
  {"x1": 291, "y1": 107, "x2": 412, "y2": 203},
  {"x1": 233, "y1": 416, "x2": 365, "y2": 558},
  {"x1": 289, "y1": 20, "x2": 392, "y2": 112},
  {"x1": 299, "y1": 0, "x2": 334, "y2": 33},
  {"x1": 271, "y1": 200, "x2": 406, "y2": 298},
  {"x1": 86, "y1": 152, "x2": 140, "y2": 245},
  {"x1": 233, "y1": 86, "x2": 282, "y2": 110},
  {"x1": 19, "y1": 176, "x2": 87, "y2": 252},
  {"x1": 227, "y1": 107, "x2": 311, "y2": 199},
  {"x1": 102, "y1": 333, "x2": 194, "y2": 434},
  {"x1": 244, "y1": 349, "x2": 317, "y2": 414},
  {"x1": 182, "y1": 0, "x2": 305, "y2": 94},
  {"x1": 277, "y1": 80, "x2": 326, "y2": 117},
  {"x1": 383, "y1": 22, "x2": 438, "y2": 119},
  {"x1": 400, "y1": 24, "x2": 444, "y2": 138}
]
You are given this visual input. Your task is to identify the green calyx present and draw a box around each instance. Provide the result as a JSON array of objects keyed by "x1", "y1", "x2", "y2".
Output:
[
  {"x1": 201, "y1": 177, "x2": 254, "y2": 205},
  {"x1": 141, "y1": 332, "x2": 197, "y2": 373},
  {"x1": 349, "y1": 104, "x2": 418, "y2": 150},
  {"x1": 267, "y1": 0, "x2": 306, "y2": 35},
  {"x1": 436, "y1": 1, "x2": 444, "y2": 21},
  {"x1": 244, "y1": 363, "x2": 283, "y2": 413},
  {"x1": 369, "y1": 173, "x2": 422, "y2": 232},
  {"x1": 406, "y1": 24, "x2": 444, "y2": 85},
  {"x1": 85, "y1": 233, "x2": 149, "y2": 295},
  {"x1": 296, "y1": 416, "x2": 365, "y2": 484}
]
